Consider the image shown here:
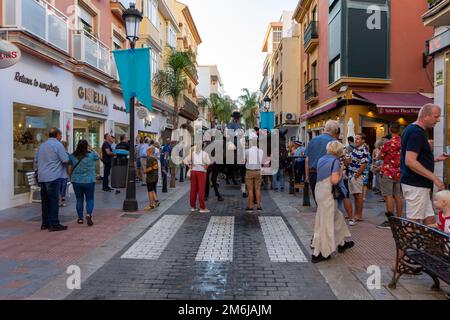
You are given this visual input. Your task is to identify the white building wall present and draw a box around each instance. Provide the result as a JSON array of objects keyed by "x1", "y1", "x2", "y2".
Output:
[
  {"x1": 197, "y1": 66, "x2": 212, "y2": 98},
  {"x1": 434, "y1": 52, "x2": 446, "y2": 183},
  {"x1": 0, "y1": 53, "x2": 73, "y2": 210}
]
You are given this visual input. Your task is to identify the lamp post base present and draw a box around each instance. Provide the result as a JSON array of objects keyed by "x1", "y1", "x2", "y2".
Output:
[{"x1": 123, "y1": 199, "x2": 139, "y2": 212}]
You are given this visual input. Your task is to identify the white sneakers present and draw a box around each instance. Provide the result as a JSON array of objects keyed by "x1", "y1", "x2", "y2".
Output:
[{"x1": 191, "y1": 208, "x2": 211, "y2": 213}]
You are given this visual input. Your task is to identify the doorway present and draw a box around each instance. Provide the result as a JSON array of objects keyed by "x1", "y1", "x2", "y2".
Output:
[
  {"x1": 362, "y1": 127, "x2": 377, "y2": 155},
  {"x1": 73, "y1": 116, "x2": 104, "y2": 175}
]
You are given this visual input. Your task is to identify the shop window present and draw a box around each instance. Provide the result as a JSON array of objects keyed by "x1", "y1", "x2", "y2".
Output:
[
  {"x1": 13, "y1": 103, "x2": 60, "y2": 195},
  {"x1": 73, "y1": 118, "x2": 102, "y2": 176},
  {"x1": 115, "y1": 123, "x2": 130, "y2": 138},
  {"x1": 330, "y1": 56, "x2": 341, "y2": 83}
]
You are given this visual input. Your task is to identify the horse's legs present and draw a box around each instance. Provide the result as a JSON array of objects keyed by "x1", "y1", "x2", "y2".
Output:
[{"x1": 212, "y1": 166, "x2": 223, "y2": 201}]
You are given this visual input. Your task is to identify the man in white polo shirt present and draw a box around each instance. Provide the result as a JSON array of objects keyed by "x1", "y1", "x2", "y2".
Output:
[{"x1": 245, "y1": 130, "x2": 264, "y2": 212}]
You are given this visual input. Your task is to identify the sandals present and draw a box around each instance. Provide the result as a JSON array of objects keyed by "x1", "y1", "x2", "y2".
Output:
[{"x1": 86, "y1": 215, "x2": 94, "y2": 227}]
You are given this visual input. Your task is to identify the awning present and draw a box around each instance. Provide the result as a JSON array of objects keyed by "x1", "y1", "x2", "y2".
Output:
[
  {"x1": 300, "y1": 101, "x2": 338, "y2": 122},
  {"x1": 354, "y1": 92, "x2": 433, "y2": 116}
]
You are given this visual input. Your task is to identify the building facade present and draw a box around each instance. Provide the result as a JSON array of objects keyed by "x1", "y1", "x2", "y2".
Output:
[
  {"x1": 197, "y1": 64, "x2": 225, "y2": 128},
  {"x1": 175, "y1": 1, "x2": 201, "y2": 132},
  {"x1": 0, "y1": 0, "x2": 205, "y2": 210},
  {"x1": 260, "y1": 12, "x2": 301, "y2": 143},
  {"x1": 423, "y1": 0, "x2": 450, "y2": 187},
  {"x1": 135, "y1": 0, "x2": 180, "y2": 142},
  {"x1": 0, "y1": 0, "x2": 141, "y2": 210},
  {"x1": 293, "y1": 0, "x2": 434, "y2": 153}
]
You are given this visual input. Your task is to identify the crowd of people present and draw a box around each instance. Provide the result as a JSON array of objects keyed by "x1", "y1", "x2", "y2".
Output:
[
  {"x1": 34, "y1": 129, "x2": 175, "y2": 232},
  {"x1": 34, "y1": 103, "x2": 450, "y2": 273},
  {"x1": 305, "y1": 104, "x2": 450, "y2": 264}
]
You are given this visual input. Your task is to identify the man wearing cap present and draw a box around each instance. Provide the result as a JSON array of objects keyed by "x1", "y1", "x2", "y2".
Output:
[{"x1": 227, "y1": 112, "x2": 243, "y2": 130}]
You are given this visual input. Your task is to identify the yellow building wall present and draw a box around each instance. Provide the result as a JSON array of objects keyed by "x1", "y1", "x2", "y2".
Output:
[{"x1": 281, "y1": 38, "x2": 301, "y2": 116}]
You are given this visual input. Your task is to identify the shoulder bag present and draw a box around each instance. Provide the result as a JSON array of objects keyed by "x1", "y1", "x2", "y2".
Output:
[
  {"x1": 331, "y1": 159, "x2": 345, "y2": 201},
  {"x1": 70, "y1": 155, "x2": 87, "y2": 178}
]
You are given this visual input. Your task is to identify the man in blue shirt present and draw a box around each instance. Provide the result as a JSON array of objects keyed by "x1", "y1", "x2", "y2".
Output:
[
  {"x1": 305, "y1": 120, "x2": 340, "y2": 201},
  {"x1": 35, "y1": 128, "x2": 69, "y2": 232}
]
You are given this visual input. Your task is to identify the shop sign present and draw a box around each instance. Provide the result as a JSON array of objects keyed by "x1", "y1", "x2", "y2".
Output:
[
  {"x1": 436, "y1": 70, "x2": 444, "y2": 86},
  {"x1": 113, "y1": 104, "x2": 126, "y2": 113},
  {"x1": 0, "y1": 40, "x2": 21, "y2": 69},
  {"x1": 76, "y1": 86, "x2": 109, "y2": 115},
  {"x1": 428, "y1": 29, "x2": 450, "y2": 56},
  {"x1": 378, "y1": 107, "x2": 420, "y2": 116},
  {"x1": 14, "y1": 72, "x2": 60, "y2": 96}
]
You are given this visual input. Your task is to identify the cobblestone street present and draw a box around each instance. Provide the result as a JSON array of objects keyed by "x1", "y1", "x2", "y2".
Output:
[{"x1": 67, "y1": 185, "x2": 335, "y2": 300}]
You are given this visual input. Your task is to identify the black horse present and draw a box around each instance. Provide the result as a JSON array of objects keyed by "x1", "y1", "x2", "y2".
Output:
[{"x1": 204, "y1": 126, "x2": 248, "y2": 201}]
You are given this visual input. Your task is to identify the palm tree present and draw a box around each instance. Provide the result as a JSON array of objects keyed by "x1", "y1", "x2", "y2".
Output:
[
  {"x1": 197, "y1": 96, "x2": 210, "y2": 123},
  {"x1": 239, "y1": 88, "x2": 259, "y2": 129},
  {"x1": 153, "y1": 48, "x2": 196, "y2": 188},
  {"x1": 209, "y1": 94, "x2": 234, "y2": 128},
  {"x1": 153, "y1": 48, "x2": 196, "y2": 131}
]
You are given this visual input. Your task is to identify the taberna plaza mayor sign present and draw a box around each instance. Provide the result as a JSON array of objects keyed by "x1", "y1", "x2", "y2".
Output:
[
  {"x1": 77, "y1": 86, "x2": 109, "y2": 115},
  {"x1": 0, "y1": 40, "x2": 21, "y2": 69}
]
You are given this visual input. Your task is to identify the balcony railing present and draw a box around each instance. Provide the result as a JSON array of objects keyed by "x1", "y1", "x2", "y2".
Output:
[
  {"x1": 428, "y1": 0, "x2": 445, "y2": 9},
  {"x1": 72, "y1": 30, "x2": 111, "y2": 74},
  {"x1": 260, "y1": 76, "x2": 269, "y2": 93},
  {"x1": 2, "y1": 0, "x2": 69, "y2": 53},
  {"x1": 304, "y1": 21, "x2": 318, "y2": 49},
  {"x1": 110, "y1": 55, "x2": 120, "y2": 81},
  {"x1": 305, "y1": 79, "x2": 319, "y2": 102}
]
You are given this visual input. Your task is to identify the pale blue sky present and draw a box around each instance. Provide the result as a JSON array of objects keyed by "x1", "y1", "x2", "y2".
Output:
[
  {"x1": 122, "y1": 0, "x2": 300, "y2": 99},
  {"x1": 184, "y1": 0, "x2": 299, "y2": 99}
]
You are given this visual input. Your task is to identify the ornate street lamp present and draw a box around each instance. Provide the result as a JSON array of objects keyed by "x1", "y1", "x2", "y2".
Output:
[
  {"x1": 122, "y1": 3, "x2": 143, "y2": 212},
  {"x1": 263, "y1": 96, "x2": 271, "y2": 112},
  {"x1": 122, "y1": 3, "x2": 143, "y2": 49}
]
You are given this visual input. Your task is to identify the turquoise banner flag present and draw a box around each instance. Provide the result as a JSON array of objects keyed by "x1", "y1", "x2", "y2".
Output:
[
  {"x1": 260, "y1": 112, "x2": 275, "y2": 130},
  {"x1": 112, "y1": 48, "x2": 152, "y2": 112}
]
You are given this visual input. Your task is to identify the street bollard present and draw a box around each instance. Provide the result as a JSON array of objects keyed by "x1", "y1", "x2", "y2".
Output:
[
  {"x1": 289, "y1": 163, "x2": 295, "y2": 195},
  {"x1": 303, "y1": 181, "x2": 311, "y2": 207},
  {"x1": 162, "y1": 169, "x2": 168, "y2": 193},
  {"x1": 179, "y1": 165, "x2": 184, "y2": 183}
]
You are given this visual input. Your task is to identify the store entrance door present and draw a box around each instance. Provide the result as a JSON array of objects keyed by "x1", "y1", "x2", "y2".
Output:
[
  {"x1": 73, "y1": 117, "x2": 104, "y2": 176},
  {"x1": 362, "y1": 127, "x2": 377, "y2": 155}
]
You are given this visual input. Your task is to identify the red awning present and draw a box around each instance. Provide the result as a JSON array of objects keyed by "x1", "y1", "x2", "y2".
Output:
[
  {"x1": 300, "y1": 101, "x2": 338, "y2": 122},
  {"x1": 354, "y1": 92, "x2": 434, "y2": 116}
]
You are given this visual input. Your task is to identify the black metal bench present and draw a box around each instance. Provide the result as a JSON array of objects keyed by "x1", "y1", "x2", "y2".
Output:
[{"x1": 388, "y1": 217, "x2": 450, "y2": 298}]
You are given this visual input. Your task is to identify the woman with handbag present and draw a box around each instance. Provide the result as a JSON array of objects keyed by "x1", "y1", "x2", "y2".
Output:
[
  {"x1": 68, "y1": 140, "x2": 99, "y2": 226},
  {"x1": 311, "y1": 140, "x2": 354, "y2": 264}
]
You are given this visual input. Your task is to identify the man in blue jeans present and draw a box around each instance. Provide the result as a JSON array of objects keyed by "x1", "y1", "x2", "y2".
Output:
[{"x1": 35, "y1": 128, "x2": 69, "y2": 232}]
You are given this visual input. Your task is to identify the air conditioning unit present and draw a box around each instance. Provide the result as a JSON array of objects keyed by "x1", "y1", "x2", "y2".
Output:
[{"x1": 284, "y1": 113, "x2": 297, "y2": 123}]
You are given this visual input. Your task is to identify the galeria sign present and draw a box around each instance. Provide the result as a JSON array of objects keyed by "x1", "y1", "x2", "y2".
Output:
[{"x1": 0, "y1": 40, "x2": 21, "y2": 69}]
